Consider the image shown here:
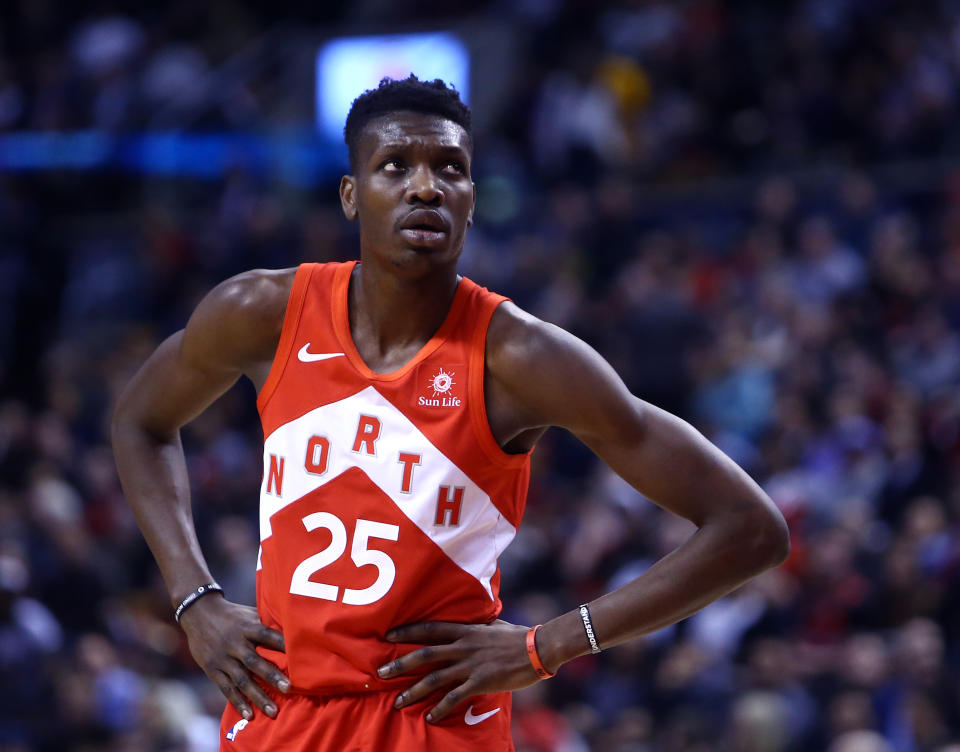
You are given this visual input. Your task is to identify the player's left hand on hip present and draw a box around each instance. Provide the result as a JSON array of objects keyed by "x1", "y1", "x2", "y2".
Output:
[{"x1": 377, "y1": 619, "x2": 542, "y2": 723}]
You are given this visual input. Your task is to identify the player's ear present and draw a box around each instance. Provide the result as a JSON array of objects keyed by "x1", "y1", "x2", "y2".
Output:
[
  {"x1": 340, "y1": 175, "x2": 358, "y2": 221},
  {"x1": 467, "y1": 182, "x2": 476, "y2": 227}
]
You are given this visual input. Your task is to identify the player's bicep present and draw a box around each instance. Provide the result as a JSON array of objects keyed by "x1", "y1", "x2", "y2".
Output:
[
  {"x1": 116, "y1": 329, "x2": 241, "y2": 441},
  {"x1": 535, "y1": 339, "x2": 658, "y2": 476},
  {"x1": 492, "y1": 310, "x2": 744, "y2": 524},
  {"x1": 116, "y1": 270, "x2": 286, "y2": 439},
  {"x1": 491, "y1": 311, "x2": 646, "y2": 445}
]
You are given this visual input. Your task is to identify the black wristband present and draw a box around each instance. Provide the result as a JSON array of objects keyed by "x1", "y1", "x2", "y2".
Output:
[
  {"x1": 174, "y1": 583, "x2": 223, "y2": 624},
  {"x1": 579, "y1": 603, "x2": 602, "y2": 654}
]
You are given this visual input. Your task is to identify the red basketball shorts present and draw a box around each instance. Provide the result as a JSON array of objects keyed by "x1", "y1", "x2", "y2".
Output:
[{"x1": 218, "y1": 686, "x2": 514, "y2": 751}]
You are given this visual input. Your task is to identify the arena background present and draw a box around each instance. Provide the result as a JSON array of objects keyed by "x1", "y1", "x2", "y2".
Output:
[{"x1": 3, "y1": 1, "x2": 960, "y2": 750}]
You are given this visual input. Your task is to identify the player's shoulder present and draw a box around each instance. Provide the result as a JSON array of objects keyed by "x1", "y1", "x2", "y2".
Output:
[
  {"x1": 487, "y1": 300, "x2": 547, "y2": 353},
  {"x1": 486, "y1": 300, "x2": 587, "y2": 378},
  {"x1": 207, "y1": 267, "x2": 298, "y2": 321},
  {"x1": 483, "y1": 299, "x2": 628, "y2": 431},
  {"x1": 183, "y1": 267, "x2": 298, "y2": 370}
]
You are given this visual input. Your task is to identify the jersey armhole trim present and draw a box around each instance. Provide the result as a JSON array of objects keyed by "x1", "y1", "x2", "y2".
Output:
[
  {"x1": 256, "y1": 263, "x2": 314, "y2": 413},
  {"x1": 468, "y1": 298, "x2": 534, "y2": 470}
]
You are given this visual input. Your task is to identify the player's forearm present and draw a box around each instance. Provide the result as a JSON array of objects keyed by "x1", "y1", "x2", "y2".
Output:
[
  {"x1": 536, "y1": 502, "x2": 788, "y2": 673},
  {"x1": 112, "y1": 418, "x2": 216, "y2": 607}
]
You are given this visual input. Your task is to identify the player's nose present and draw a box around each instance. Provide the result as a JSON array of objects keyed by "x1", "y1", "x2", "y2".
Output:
[{"x1": 405, "y1": 165, "x2": 443, "y2": 206}]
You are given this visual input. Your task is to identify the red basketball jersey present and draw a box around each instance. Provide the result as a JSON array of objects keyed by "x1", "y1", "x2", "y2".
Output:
[{"x1": 253, "y1": 261, "x2": 531, "y2": 695}]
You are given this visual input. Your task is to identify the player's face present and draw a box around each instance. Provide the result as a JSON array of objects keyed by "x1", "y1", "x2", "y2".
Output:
[{"x1": 340, "y1": 111, "x2": 475, "y2": 277}]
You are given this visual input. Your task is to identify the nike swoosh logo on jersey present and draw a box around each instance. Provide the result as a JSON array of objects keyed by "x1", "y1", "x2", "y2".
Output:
[
  {"x1": 464, "y1": 705, "x2": 501, "y2": 726},
  {"x1": 297, "y1": 344, "x2": 345, "y2": 362}
]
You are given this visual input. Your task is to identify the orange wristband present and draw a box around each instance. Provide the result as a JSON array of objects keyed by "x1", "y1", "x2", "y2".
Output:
[{"x1": 525, "y1": 624, "x2": 556, "y2": 679}]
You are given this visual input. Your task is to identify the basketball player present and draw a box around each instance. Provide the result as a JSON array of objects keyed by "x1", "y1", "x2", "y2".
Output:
[{"x1": 113, "y1": 76, "x2": 789, "y2": 751}]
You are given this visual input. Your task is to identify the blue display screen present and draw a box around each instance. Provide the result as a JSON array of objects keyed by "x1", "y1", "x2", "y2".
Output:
[{"x1": 315, "y1": 32, "x2": 470, "y2": 143}]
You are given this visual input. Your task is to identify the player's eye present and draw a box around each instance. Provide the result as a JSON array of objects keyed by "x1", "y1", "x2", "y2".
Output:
[
  {"x1": 381, "y1": 159, "x2": 405, "y2": 173},
  {"x1": 443, "y1": 161, "x2": 466, "y2": 175}
]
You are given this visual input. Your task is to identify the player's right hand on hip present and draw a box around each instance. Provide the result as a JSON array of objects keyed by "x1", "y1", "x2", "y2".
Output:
[{"x1": 178, "y1": 595, "x2": 290, "y2": 720}]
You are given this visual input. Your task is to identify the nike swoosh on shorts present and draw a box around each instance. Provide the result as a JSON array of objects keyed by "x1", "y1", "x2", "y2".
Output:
[
  {"x1": 464, "y1": 705, "x2": 501, "y2": 725},
  {"x1": 298, "y1": 344, "x2": 345, "y2": 362}
]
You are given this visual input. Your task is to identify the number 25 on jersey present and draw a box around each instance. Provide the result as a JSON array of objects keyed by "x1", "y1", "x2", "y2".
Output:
[{"x1": 289, "y1": 512, "x2": 399, "y2": 606}]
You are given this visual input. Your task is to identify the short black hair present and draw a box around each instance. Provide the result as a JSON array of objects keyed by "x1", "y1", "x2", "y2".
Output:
[{"x1": 343, "y1": 74, "x2": 472, "y2": 169}]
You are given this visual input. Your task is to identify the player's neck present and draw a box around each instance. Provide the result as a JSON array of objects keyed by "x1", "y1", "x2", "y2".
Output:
[{"x1": 349, "y1": 261, "x2": 459, "y2": 354}]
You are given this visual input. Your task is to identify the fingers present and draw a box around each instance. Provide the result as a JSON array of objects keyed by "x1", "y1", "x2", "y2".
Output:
[
  {"x1": 250, "y1": 623, "x2": 286, "y2": 653},
  {"x1": 219, "y1": 660, "x2": 279, "y2": 719},
  {"x1": 386, "y1": 621, "x2": 471, "y2": 644},
  {"x1": 239, "y1": 647, "x2": 291, "y2": 693},
  {"x1": 182, "y1": 599, "x2": 290, "y2": 718},
  {"x1": 426, "y1": 681, "x2": 477, "y2": 723},
  {"x1": 214, "y1": 669, "x2": 258, "y2": 722},
  {"x1": 392, "y1": 666, "x2": 462, "y2": 709},
  {"x1": 378, "y1": 643, "x2": 461, "y2": 679}
]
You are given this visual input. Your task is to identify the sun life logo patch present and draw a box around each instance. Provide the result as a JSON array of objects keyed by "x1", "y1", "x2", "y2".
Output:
[
  {"x1": 418, "y1": 366, "x2": 463, "y2": 408},
  {"x1": 429, "y1": 368, "x2": 455, "y2": 396}
]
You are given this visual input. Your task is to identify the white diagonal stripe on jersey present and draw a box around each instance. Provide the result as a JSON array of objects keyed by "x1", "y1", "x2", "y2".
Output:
[{"x1": 258, "y1": 386, "x2": 515, "y2": 599}]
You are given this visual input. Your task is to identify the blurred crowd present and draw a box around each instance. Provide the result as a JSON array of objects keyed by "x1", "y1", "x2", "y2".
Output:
[
  {"x1": 4, "y1": 0, "x2": 960, "y2": 172},
  {"x1": 4, "y1": 1, "x2": 960, "y2": 751}
]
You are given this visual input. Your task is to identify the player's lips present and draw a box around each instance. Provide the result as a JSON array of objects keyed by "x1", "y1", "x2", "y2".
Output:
[
  {"x1": 399, "y1": 209, "x2": 449, "y2": 233},
  {"x1": 398, "y1": 209, "x2": 450, "y2": 247}
]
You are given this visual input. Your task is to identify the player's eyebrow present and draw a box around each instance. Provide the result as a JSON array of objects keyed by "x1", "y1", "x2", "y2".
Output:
[{"x1": 374, "y1": 142, "x2": 468, "y2": 156}]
